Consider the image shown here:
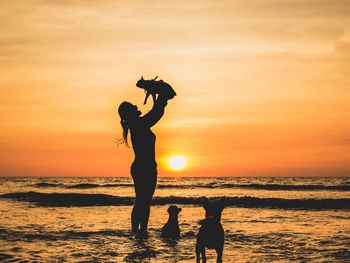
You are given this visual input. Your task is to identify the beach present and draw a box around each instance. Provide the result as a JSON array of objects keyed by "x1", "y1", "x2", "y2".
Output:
[{"x1": 0, "y1": 177, "x2": 349, "y2": 262}]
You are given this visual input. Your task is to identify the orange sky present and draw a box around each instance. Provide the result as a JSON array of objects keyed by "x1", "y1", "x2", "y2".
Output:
[{"x1": 1, "y1": 0, "x2": 349, "y2": 177}]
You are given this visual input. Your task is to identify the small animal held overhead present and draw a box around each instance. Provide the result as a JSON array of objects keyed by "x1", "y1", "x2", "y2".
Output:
[
  {"x1": 161, "y1": 205, "x2": 182, "y2": 239},
  {"x1": 136, "y1": 76, "x2": 177, "y2": 105},
  {"x1": 196, "y1": 197, "x2": 226, "y2": 263}
]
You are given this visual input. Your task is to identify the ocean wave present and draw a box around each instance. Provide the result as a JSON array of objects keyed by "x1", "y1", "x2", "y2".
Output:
[
  {"x1": 0, "y1": 227, "x2": 130, "y2": 242},
  {"x1": 34, "y1": 182, "x2": 132, "y2": 189},
  {"x1": 1, "y1": 192, "x2": 349, "y2": 210},
  {"x1": 31, "y1": 182, "x2": 350, "y2": 191},
  {"x1": 67, "y1": 183, "x2": 132, "y2": 189},
  {"x1": 218, "y1": 183, "x2": 350, "y2": 191},
  {"x1": 34, "y1": 182, "x2": 64, "y2": 188},
  {"x1": 158, "y1": 183, "x2": 350, "y2": 191}
]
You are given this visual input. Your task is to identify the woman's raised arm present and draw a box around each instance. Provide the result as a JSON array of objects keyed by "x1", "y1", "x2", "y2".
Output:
[{"x1": 141, "y1": 95, "x2": 169, "y2": 127}]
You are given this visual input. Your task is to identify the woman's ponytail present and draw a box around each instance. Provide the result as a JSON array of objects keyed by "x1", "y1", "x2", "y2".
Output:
[
  {"x1": 117, "y1": 101, "x2": 133, "y2": 147},
  {"x1": 120, "y1": 119, "x2": 130, "y2": 147}
]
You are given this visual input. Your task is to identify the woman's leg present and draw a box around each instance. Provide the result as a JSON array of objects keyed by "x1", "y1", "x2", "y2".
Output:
[
  {"x1": 131, "y1": 174, "x2": 143, "y2": 232},
  {"x1": 132, "y1": 192, "x2": 151, "y2": 233},
  {"x1": 131, "y1": 203, "x2": 140, "y2": 232},
  {"x1": 139, "y1": 175, "x2": 157, "y2": 232},
  {"x1": 131, "y1": 165, "x2": 157, "y2": 233}
]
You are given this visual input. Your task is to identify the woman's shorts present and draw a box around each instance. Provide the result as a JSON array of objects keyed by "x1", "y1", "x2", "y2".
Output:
[{"x1": 131, "y1": 162, "x2": 157, "y2": 201}]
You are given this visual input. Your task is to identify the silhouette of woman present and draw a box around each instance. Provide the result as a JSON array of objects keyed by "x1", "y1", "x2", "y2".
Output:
[{"x1": 118, "y1": 94, "x2": 170, "y2": 234}]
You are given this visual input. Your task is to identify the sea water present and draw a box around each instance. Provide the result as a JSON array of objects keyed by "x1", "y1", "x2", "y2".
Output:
[{"x1": 0, "y1": 177, "x2": 349, "y2": 262}]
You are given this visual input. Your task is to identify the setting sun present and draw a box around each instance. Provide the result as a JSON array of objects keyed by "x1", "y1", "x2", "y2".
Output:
[{"x1": 168, "y1": 156, "x2": 187, "y2": 171}]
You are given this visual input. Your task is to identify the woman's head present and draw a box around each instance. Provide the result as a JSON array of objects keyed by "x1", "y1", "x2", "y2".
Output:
[
  {"x1": 118, "y1": 101, "x2": 141, "y2": 121},
  {"x1": 117, "y1": 101, "x2": 141, "y2": 146}
]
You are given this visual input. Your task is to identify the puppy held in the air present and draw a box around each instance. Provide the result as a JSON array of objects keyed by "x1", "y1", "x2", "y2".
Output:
[
  {"x1": 161, "y1": 205, "x2": 182, "y2": 239},
  {"x1": 196, "y1": 197, "x2": 226, "y2": 263}
]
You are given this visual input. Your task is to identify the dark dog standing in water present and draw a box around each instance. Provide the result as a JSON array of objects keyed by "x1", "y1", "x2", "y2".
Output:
[
  {"x1": 196, "y1": 197, "x2": 226, "y2": 263},
  {"x1": 161, "y1": 205, "x2": 182, "y2": 239}
]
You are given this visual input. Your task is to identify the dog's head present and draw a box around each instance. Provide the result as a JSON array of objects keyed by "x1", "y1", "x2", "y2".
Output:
[
  {"x1": 202, "y1": 197, "x2": 225, "y2": 220},
  {"x1": 136, "y1": 76, "x2": 147, "y2": 88},
  {"x1": 167, "y1": 205, "x2": 182, "y2": 219}
]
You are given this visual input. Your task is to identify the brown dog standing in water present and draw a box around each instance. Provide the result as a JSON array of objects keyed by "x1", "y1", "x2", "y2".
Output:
[{"x1": 196, "y1": 197, "x2": 226, "y2": 263}]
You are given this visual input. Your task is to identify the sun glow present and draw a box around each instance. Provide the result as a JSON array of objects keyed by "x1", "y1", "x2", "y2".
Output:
[{"x1": 168, "y1": 156, "x2": 187, "y2": 171}]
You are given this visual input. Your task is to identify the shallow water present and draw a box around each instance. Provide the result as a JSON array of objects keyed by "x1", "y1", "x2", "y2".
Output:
[{"x1": 0, "y1": 177, "x2": 349, "y2": 262}]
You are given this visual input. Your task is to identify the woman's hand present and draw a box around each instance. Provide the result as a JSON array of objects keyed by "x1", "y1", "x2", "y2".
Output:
[{"x1": 156, "y1": 94, "x2": 170, "y2": 106}]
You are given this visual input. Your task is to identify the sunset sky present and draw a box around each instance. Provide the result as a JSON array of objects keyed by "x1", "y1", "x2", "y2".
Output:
[{"x1": 1, "y1": 0, "x2": 349, "y2": 177}]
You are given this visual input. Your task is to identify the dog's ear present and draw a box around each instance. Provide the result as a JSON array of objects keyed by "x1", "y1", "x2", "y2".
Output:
[
  {"x1": 219, "y1": 196, "x2": 226, "y2": 210},
  {"x1": 141, "y1": 75, "x2": 144, "y2": 80},
  {"x1": 202, "y1": 197, "x2": 210, "y2": 209}
]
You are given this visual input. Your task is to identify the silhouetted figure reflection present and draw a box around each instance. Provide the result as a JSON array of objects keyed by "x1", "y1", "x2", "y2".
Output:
[
  {"x1": 118, "y1": 94, "x2": 171, "y2": 234},
  {"x1": 124, "y1": 234, "x2": 157, "y2": 261}
]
